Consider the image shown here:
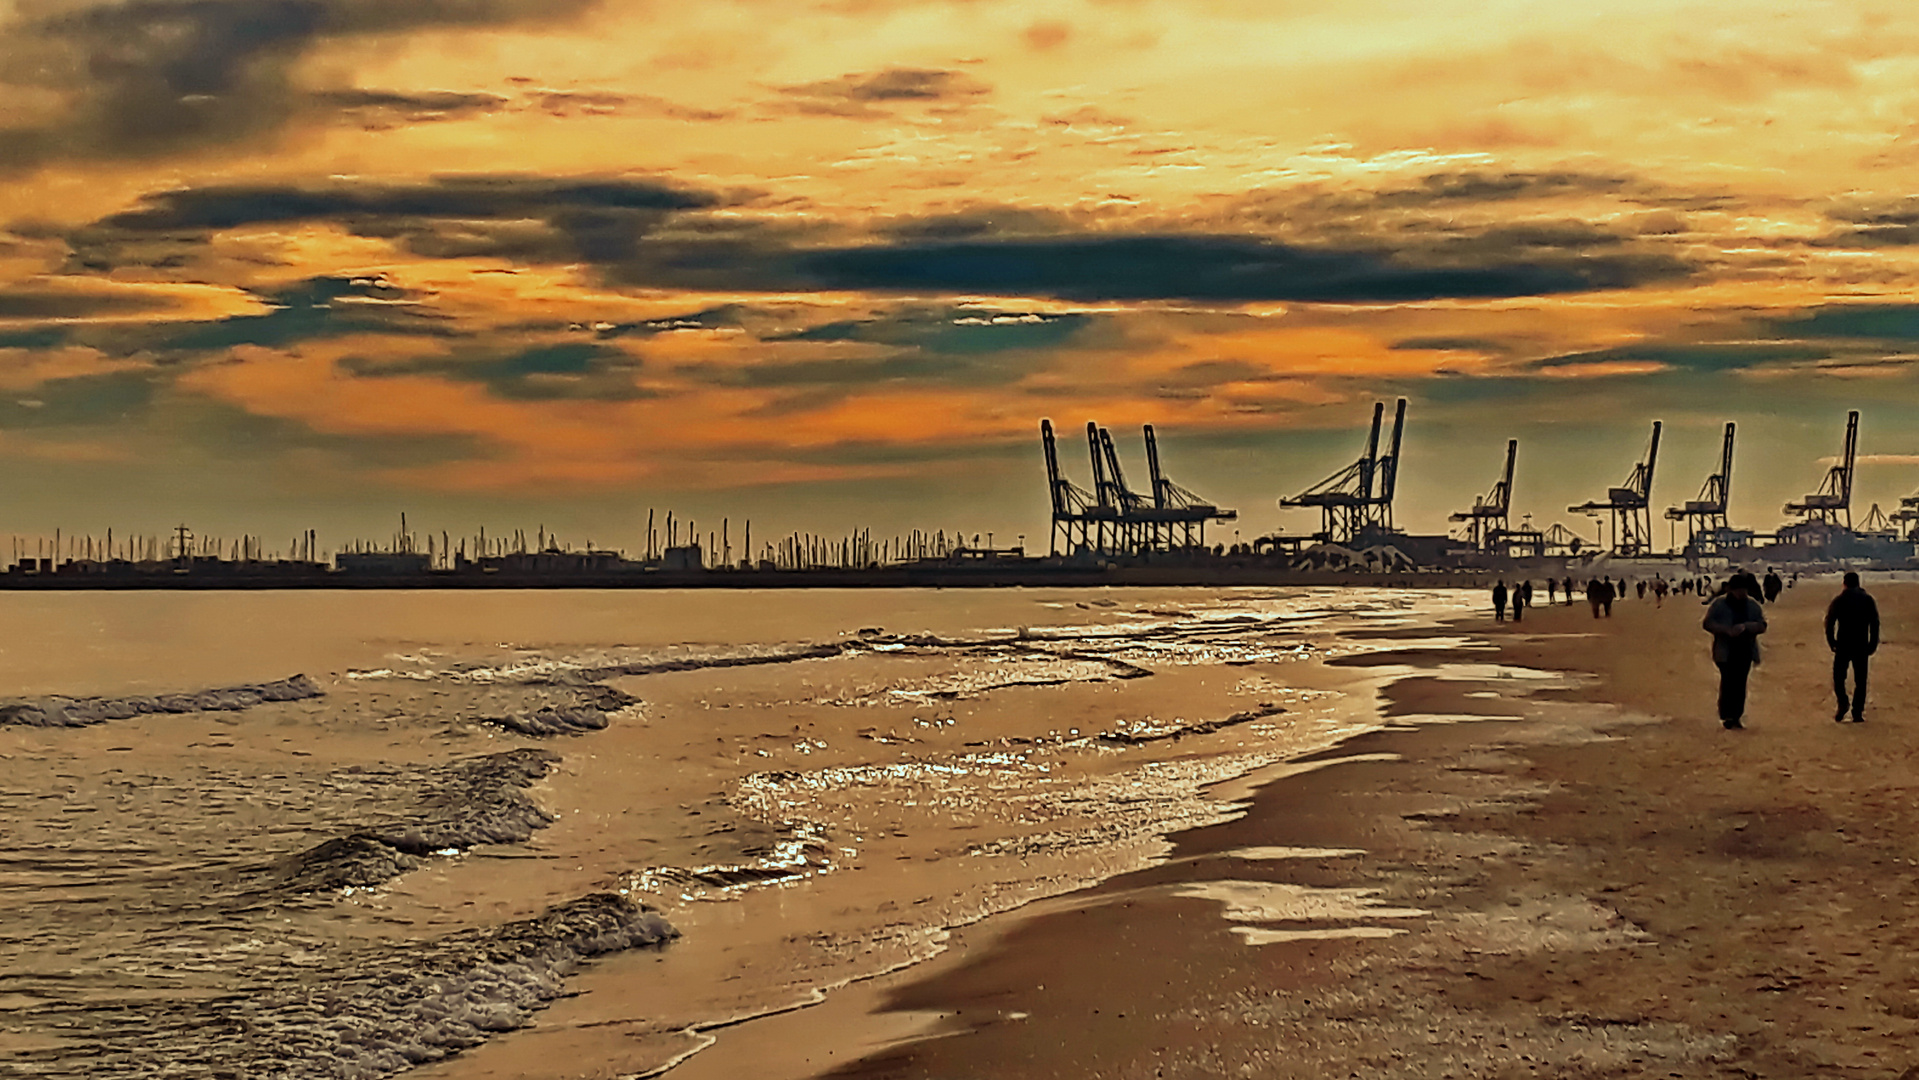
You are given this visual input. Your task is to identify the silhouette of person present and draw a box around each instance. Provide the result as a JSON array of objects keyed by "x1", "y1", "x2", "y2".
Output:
[
  {"x1": 1511, "y1": 580, "x2": 1526, "y2": 622},
  {"x1": 1703, "y1": 574, "x2": 1767, "y2": 729},
  {"x1": 1563, "y1": 576, "x2": 1575, "y2": 605},
  {"x1": 1586, "y1": 577, "x2": 1604, "y2": 619},
  {"x1": 1522, "y1": 580, "x2": 1534, "y2": 608},
  {"x1": 1636, "y1": 580, "x2": 1647, "y2": 600},
  {"x1": 1547, "y1": 579, "x2": 1557, "y2": 604},
  {"x1": 1492, "y1": 580, "x2": 1508, "y2": 622},
  {"x1": 1601, "y1": 577, "x2": 1616, "y2": 617},
  {"x1": 1763, "y1": 569, "x2": 1783, "y2": 604},
  {"x1": 1653, "y1": 577, "x2": 1668, "y2": 607},
  {"x1": 1826, "y1": 570, "x2": 1879, "y2": 723}
]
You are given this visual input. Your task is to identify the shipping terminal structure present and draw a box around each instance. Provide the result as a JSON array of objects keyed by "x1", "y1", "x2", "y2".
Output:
[{"x1": 8, "y1": 401, "x2": 1919, "y2": 587}]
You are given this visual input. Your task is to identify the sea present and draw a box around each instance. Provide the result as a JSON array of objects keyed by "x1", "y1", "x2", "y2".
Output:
[{"x1": 0, "y1": 586, "x2": 1478, "y2": 1079}]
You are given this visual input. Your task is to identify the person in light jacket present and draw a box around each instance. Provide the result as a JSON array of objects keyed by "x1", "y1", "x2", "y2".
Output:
[{"x1": 1702, "y1": 575, "x2": 1767, "y2": 729}]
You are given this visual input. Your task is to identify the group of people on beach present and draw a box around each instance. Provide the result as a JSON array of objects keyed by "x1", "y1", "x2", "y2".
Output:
[
  {"x1": 1493, "y1": 569, "x2": 1881, "y2": 731},
  {"x1": 1491, "y1": 570, "x2": 1801, "y2": 623}
]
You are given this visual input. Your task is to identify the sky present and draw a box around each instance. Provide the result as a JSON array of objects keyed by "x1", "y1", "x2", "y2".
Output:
[{"x1": 5, "y1": 0, "x2": 1919, "y2": 558}]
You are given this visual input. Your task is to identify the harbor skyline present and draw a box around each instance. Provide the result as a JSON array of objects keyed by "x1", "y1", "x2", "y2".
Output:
[{"x1": 5, "y1": 2, "x2": 1919, "y2": 545}]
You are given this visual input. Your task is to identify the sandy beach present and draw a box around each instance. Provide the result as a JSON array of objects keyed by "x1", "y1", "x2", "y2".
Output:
[{"x1": 700, "y1": 577, "x2": 1919, "y2": 1079}]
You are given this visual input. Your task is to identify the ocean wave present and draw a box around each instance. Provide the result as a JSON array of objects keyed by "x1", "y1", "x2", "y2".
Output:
[
  {"x1": 9, "y1": 893, "x2": 678, "y2": 1080},
  {"x1": 275, "y1": 748, "x2": 559, "y2": 896},
  {"x1": 0, "y1": 674, "x2": 323, "y2": 727},
  {"x1": 477, "y1": 684, "x2": 641, "y2": 736}
]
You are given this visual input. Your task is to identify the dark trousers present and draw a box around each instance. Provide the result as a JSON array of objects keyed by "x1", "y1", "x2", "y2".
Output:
[
  {"x1": 1834, "y1": 652, "x2": 1869, "y2": 718},
  {"x1": 1717, "y1": 659, "x2": 1752, "y2": 722}
]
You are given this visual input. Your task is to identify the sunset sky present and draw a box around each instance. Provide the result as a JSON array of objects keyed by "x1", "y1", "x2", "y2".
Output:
[{"x1": 5, "y1": 0, "x2": 1919, "y2": 556}]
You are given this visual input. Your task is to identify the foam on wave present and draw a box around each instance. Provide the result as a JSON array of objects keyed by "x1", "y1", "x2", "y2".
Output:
[{"x1": 0, "y1": 674, "x2": 324, "y2": 727}]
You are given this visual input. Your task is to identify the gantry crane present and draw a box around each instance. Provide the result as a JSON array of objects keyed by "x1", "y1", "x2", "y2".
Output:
[
  {"x1": 1784, "y1": 410, "x2": 1859, "y2": 528},
  {"x1": 1569, "y1": 421, "x2": 1661, "y2": 556},
  {"x1": 1859, "y1": 502, "x2": 1897, "y2": 538},
  {"x1": 1041, "y1": 420, "x2": 1098, "y2": 556},
  {"x1": 1892, "y1": 486, "x2": 1919, "y2": 539},
  {"x1": 1040, "y1": 419, "x2": 1234, "y2": 557},
  {"x1": 1450, "y1": 439, "x2": 1517, "y2": 552},
  {"x1": 1666, "y1": 422, "x2": 1737, "y2": 555},
  {"x1": 1142, "y1": 424, "x2": 1236, "y2": 549},
  {"x1": 1280, "y1": 399, "x2": 1407, "y2": 544}
]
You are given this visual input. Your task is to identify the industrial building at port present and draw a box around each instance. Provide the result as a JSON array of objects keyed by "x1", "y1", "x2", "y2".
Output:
[{"x1": 6, "y1": 401, "x2": 1915, "y2": 586}]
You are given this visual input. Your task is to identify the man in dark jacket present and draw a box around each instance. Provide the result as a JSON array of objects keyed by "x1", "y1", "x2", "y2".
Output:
[
  {"x1": 1703, "y1": 575, "x2": 1768, "y2": 729},
  {"x1": 1763, "y1": 569, "x2": 1784, "y2": 604},
  {"x1": 1827, "y1": 571, "x2": 1880, "y2": 723},
  {"x1": 1492, "y1": 580, "x2": 1508, "y2": 622}
]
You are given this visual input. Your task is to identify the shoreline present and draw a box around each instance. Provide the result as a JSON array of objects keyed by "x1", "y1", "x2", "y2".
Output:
[
  {"x1": 712, "y1": 583, "x2": 1919, "y2": 1079},
  {"x1": 403, "y1": 589, "x2": 1461, "y2": 1080}
]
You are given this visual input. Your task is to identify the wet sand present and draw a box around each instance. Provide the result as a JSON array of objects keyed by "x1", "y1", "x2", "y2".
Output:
[{"x1": 758, "y1": 579, "x2": 1919, "y2": 1079}]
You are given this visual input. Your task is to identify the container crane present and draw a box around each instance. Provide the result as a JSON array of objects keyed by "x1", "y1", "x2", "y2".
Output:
[
  {"x1": 1279, "y1": 399, "x2": 1407, "y2": 544},
  {"x1": 1665, "y1": 422, "x2": 1740, "y2": 555},
  {"x1": 1569, "y1": 421, "x2": 1661, "y2": 556},
  {"x1": 1784, "y1": 410, "x2": 1859, "y2": 528}
]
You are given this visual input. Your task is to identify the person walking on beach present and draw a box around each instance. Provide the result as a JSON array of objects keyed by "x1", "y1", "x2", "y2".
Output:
[
  {"x1": 1827, "y1": 571, "x2": 1880, "y2": 723},
  {"x1": 1522, "y1": 580, "x2": 1534, "y2": 609},
  {"x1": 1601, "y1": 578, "x2": 1616, "y2": 616},
  {"x1": 1763, "y1": 569, "x2": 1784, "y2": 604},
  {"x1": 1585, "y1": 577, "x2": 1605, "y2": 618},
  {"x1": 1511, "y1": 580, "x2": 1526, "y2": 622},
  {"x1": 1547, "y1": 579, "x2": 1557, "y2": 605},
  {"x1": 1492, "y1": 580, "x2": 1508, "y2": 622},
  {"x1": 1703, "y1": 574, "x2": 1767, "y2": 729},
  {"x1": 1563, "y1": 576, "x2": 1575, "y2": 605},
  {"x1": 1653, "y1": 577, "x2": 1668, "y2": 606}
]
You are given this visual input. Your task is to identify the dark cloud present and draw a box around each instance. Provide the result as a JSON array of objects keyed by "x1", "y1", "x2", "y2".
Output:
[
  {"x1": 877, "y1": 205, "x2": 1079, "y2": 243},
  {"x1": 13, "y1": 276, "x2": 457, "y2": 356},
  {"x1": 68, "y1": 175, "x2": 722, "y2": 272},
  {"x1": 0, "y1": 0, "x2": 600, "y2": 168},
  {"x1": 0, "y1": 288, "x2": 183, "y2": 320},
  {"x1": 534, "y1": 89, "x2": 731, "y2": 121},
  {"x1": 592, "y1": 304, "x2": 757, "y2": 339},
  {"x1": 1772, "y1": 304, "x2": 1919, "y2": 341},
  {"x1": 1819, "y1": 200, "x2": 1919, "y2": 247},
  {"x1": 153, "y1": 276, "x2": 456, "y2": 353},
  {"x1": 1368, "y1": 170, "x2": 1633, "y2": 207},
  {"x1": 316, "y1": 88, "x2": 509, "y2": 124},
  {"x1": 341, "y1": 340, "x2": 652, "y2": 400},
  {"x1": 1534, "y1": 342, "x2": 1829, "y2": 374},
  {"x1": 95, "y1": 175, "x2": 716, "y2": 232},
  {"x1": 790, "y1": 234, "x2": 1691, "y2": 303},
  {"x1": 72, "y1": 179, "x2": 1693, "y2": 304},
  {"x1": 776, "y1": 67, "x2": 990, "y2": 117},
  {"x1": 770, "y1": 307, "x2": 1091, "y2": 355},
  {"x1": 1390, "y1": 336, "x2": 1514, "y2": 354}
]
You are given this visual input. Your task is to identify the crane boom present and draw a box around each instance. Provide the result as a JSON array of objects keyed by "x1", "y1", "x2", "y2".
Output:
[{"x1": 1144, "y1": 424, "x2": 1167, "y2": 509}]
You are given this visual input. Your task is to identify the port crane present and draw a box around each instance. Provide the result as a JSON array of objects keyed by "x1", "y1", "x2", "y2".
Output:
[
  {"x1": 1665, "y1": 422, "x2": 1740, "y2": 555},
  {"x1": 1784, "y1": 410, "x2": 1859, "y2": 528},
  {"x1": 1040, "y1": 420, "x2": 1235, "y2": 557},
  {"x1": 1280, "y1": 399, "x2": 1407, "y2": 545},
  {"x1": 1569, "y1": 421, "x2": 1661, "y2": 556},
  {"x1": 1450, "y1": 439, "x2": 1519, "y2": 552}
]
